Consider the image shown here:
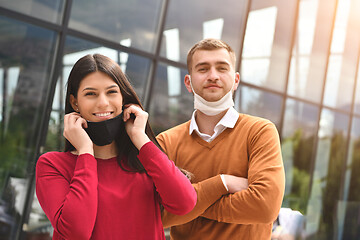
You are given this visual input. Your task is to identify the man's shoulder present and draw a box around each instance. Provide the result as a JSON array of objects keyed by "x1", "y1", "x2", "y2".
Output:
[
  {"x1": 238, "y1": 113, "x2": 274, "y2": 128},
  {"x1": 158, "y1": 120, "x2": 191, "y2": 138}
]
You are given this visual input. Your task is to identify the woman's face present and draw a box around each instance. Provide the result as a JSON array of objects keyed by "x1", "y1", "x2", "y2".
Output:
[{"x1": 71, "y1": 71, "x2": 123, "y2": 122}]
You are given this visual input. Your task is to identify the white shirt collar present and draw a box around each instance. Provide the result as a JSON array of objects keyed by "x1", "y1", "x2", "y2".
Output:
[{"x1": 189, "y1": 107, "x2": 239, "y2": 141}]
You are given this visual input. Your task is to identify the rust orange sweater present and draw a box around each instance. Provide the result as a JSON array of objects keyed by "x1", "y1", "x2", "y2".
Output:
[{"x1": 157, "y1": 113, "x2": 285, "y2": 240}]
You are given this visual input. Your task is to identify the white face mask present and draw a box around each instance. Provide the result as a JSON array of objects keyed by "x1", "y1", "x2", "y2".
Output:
[{"x1": 189, "y1": 76, "x2": 235, "y2": 116}]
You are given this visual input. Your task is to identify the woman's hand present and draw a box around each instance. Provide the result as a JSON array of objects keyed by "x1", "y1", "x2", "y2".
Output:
[
  {"x1": 123, "y1": 104, "x2": 150, "y2": 150},
  {"x1": 63, "y1": 112, "x2": 94, "y2": 156}
]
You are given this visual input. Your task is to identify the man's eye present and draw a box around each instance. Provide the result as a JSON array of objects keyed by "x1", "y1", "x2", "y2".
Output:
[{"x1": 219, "y1": 67, "x2": 228, "y2": 71}]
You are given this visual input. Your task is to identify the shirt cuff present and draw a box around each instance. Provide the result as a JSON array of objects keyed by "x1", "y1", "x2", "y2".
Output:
[{"x1": 220, "y1": 174, "x2": 229, "y2": 192}]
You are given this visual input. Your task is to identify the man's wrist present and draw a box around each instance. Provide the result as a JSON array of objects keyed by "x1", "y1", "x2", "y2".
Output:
[{"x1": 220, "y1": 174, "x2": 229, "y2": 192}]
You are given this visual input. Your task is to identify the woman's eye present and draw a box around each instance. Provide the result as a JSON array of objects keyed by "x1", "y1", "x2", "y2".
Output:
[
  {"x1": 108, "y1": 90, "x2": 119, "y2": 94},
  {"x1": 84, "y1": 92, "x2": 96, "y2": 96}
]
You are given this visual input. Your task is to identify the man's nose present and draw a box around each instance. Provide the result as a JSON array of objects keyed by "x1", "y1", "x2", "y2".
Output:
[{"x1": 208, "y1": 68, "x2": 220, "y2": 81}]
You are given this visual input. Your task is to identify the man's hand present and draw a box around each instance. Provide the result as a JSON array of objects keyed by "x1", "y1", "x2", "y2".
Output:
[{"x1": 223, "y1": 175, "x2": 248, "y2": 193}]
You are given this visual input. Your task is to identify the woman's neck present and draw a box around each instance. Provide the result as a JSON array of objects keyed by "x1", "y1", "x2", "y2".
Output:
[{"x1": 93, "y1": 142, "x2": 118, "y2": 159}]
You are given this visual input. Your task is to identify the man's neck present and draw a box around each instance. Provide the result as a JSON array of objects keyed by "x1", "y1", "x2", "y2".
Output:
[{"x1": 195, "y1": 110, "x2": 227, "y2": 135}]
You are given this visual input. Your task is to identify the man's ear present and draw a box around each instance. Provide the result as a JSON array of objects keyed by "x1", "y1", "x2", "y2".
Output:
[
  {"x1": 234, "y1": 72, "x2": 240, "y2": 91},
  {"x1": 184, "y1": 75, "x2": 192, "y2": 93},
  {"x1": 69, "y1": 94, "x2": 78, "y2": 112}
]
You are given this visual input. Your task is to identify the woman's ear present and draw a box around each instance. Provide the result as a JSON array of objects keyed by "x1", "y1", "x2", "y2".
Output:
[{"x1": 69, "y1": 94, "x2": 78, "y2": 112}]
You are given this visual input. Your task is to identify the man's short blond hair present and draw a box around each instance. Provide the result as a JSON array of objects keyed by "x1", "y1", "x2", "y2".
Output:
[{"x1": 187, "y1": 38, "x2": 236, "y2": 73}]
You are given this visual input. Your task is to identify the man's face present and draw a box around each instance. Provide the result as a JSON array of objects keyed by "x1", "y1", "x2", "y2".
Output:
[{"x1": 186, "y1": 49, "x2": 239, "y2": 102}]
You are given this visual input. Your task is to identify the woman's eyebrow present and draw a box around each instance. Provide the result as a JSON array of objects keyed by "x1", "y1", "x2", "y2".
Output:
[
  {"x1": 82, "y1": 85, "x2": 118, "y2": 92},
  {"x1": 106, "y1": 85, "x2": 119, "y2": 89},
  {"x1": 82, "y1": 87, "x2": 96, "y2": 92}
]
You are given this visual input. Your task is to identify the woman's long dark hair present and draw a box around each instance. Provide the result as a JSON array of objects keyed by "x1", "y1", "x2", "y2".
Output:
[{"x1": 64, "y1": 54, "x2": 162, "y2": 172}]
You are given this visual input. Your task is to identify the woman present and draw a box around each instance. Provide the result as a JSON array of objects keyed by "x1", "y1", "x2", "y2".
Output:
[{"x1": 36, "y1": 54, "x2": 197, "y2": 240}]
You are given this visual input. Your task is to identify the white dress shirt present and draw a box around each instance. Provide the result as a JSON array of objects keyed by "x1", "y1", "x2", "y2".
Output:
[{"x1": 189, "y1": 107, "x2": 239, "y2": 191}]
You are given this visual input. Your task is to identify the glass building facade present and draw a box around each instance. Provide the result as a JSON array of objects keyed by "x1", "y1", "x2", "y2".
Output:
[{"x1": 0, "y1": 0, "x2": 360, "y2": 239}]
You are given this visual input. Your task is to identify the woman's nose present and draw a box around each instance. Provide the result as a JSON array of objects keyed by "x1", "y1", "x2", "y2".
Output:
[{"x1": 97, "y1": 93, "x2": 109, "y2": 107}]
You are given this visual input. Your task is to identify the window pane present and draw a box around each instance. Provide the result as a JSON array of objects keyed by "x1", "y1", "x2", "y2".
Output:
[
  {"x1": 236, "y1": 85, "x2": 283, "y2": 128},
  {"x1": 281, "y1": 99, "x2": 319, "y2": 213},
  {"x1": 160, "y1": 0, "x2": 248, "y2": 64},
  {"x1": 353, "y1": 53, "x2": 360, "y2": 115},
  {"x1": 287, "y1": 0, "x2": 319, "y2": 100},
  {"x1": 306, "y1": 109, "x2": 349, "y2": 239},
  {"x1": 0, "y1": 0, "x2": 65, "y2": 24},
  {"x1": 148, "y1": 63, "x2": 192, "y2": 135},
  {"x1": 241, "y1": 0, "x2": 297, "y2": 92},
  {"x1": 69, "y1": 0, "x2": 162, "y2": 53},
  {"x1": 323, "y1": 0, "x2": 360, "y2": 111},
  {"x1": 0, "y1": 16, "x2": 56, "y2": 239},
  {"x1": 339, "y1": 117, "x2": 360, "y2": 239}
]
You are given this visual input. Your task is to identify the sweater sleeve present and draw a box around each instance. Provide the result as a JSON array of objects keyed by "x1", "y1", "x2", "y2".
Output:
[
  {"x1": 35, "y1": 153, "x2": 98, "y2": 240},
  {"x1": 137, "y1": 142, "x2": 197, "y2": 215},
  {"x1": 161, "y1": 175, "x2": 228, "y2": 228},
  {"x1": 200, "y1": 122, "x2": 285, "y2": 224}
]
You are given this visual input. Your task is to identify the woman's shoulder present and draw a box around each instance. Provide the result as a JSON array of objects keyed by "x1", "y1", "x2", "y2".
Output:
[{"x1": 37, "y1": 151, "x2": 76, "y2": 167}]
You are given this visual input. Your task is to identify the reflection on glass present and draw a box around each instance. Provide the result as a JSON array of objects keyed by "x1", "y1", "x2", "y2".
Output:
[
  {"x1": 0, "y1": 67, "x2": 19, "y2": 136},
  {"x1": 203, "y1": 18, "x2": 224, "y2": 39},
  {"x1": 0, "y1": 68, "x2": 2, "y2": 122},
  {"x1": 148, "y1": 63, "x2": 191, "y2": 135},
  {"x1": 323, "y1": 0, "x2": 358, "y2": 111},
  {"x1": 306, "y1": 109, "x2": 349, "y2": 239},
  {"x1": 353, "y1": 52, "x2": 360, "y2": 114},
  {"x1": 237, "y1": 85, "x2": 282, "y2": 128},
  {"x1": 241, "y1": 7, "x2": 277, "y2": 88},
  {"x1": 339, "y1": 117, "x2": 360, "y2": 239},
  {"x1": 0, "y1": 0, "x2": 64, "y2": 24},
  {"x1": 161, "y1": 0, "x2": 247, "y2": 64},
  {"x1": 44, "y1": 83, "x2": 64, "y2": 153},
  {"x1": 69, "y1": 0, "x2": 162, "y2": 52},
  {"x1": 287, "y1": 0, "x2": 319, "y2": 100},
  {"x1": 0, "y1": 15, "x2": 56, "y2": 239},
  {"x1": 281, "y1": 99, "x2": 319, "y2": 213}
]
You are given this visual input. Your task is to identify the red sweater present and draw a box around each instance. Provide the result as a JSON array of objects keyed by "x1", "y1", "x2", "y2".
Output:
[{"x1": 36, "y1": 142, "x2": 196, "y2": 240}]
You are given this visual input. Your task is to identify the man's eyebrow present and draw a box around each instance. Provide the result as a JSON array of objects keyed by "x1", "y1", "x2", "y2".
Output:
[
  {"x1": 194, "y1": 62, "x2": 210, "y2": 69},
  {"x1": 194, "y1": 61, "x2": 230, "y2": 69},
  {"x1": 215, "y1": 61, "x2": 231, "y2": 66}
]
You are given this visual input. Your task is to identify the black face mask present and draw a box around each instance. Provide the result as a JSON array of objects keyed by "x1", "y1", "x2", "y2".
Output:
[{"x1": 84, "y1": 112, "x2": 124, "y2": 146}]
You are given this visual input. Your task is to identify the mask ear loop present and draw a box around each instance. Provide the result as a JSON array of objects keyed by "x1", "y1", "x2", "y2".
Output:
[{"x1": 188, "y1": 75, "x2": 197, "y2": 95}]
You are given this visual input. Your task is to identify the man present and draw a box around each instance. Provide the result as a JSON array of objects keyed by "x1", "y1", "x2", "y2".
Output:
[{"x1": 157, "y1": 38, "x2": 285, "y2": 239}]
